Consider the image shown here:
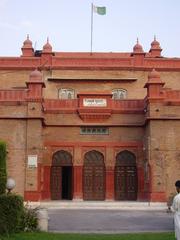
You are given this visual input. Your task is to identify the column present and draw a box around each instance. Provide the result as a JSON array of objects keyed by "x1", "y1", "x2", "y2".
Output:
[
  {"x1": 73, "y1": 166, "x2": 83, "y2": 200},
  {"x1": 106, "y1": 166, "x2": 114, "y2": 200}
]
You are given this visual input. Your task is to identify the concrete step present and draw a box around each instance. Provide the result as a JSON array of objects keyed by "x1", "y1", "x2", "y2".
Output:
[{"x1": 26, "y1": 201, "x2": 168, "y2": 210}]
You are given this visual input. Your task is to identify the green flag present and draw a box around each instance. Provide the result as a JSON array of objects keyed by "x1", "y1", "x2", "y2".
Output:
[{"x1": 93, "y1": 5, "x2": 106, "y2": 15}]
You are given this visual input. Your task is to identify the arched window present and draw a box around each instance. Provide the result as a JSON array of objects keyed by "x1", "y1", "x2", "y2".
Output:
[
  {"x1": 58, "y1": 88, "x2": 75, "y2": 99},
  {"x1": 112, "y1": 89, "x2": 127, "y2": 99},
  {"x1": 52, "y1": 150, "x2": 72, "y2": 166}
]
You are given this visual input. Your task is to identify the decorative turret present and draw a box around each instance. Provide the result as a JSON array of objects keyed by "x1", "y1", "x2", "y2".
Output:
[
  {"x1": 42, "y1": 38, "x2": 52, "y2": 53},
  {"x1": 144, "y1": 69, "x2": 165, "y2": 99},
  {"x1": 147, "y1": 68, "x2": 161, "y2": 81},
  {"x1": 131, "y1": 38, "x2": 145, "y2": 65},
  {"x1": 26, "y1": 69, "x2": 45, "y2": 100},
  {"x1": 149, "y1": 36, "x2": 162, "y2": 57},
  {"x1": 29, "y1": 69, "x2": 43, "y2": 82},
  {"x1": 41, "y1": 38, "x2": 53, "y2": 67},
  {"x1": 133, "y1": 38, "x2": 144, "y2": 53},
  {"x1": 21, "y1": 35, "x2": 34, "y2": 57}
]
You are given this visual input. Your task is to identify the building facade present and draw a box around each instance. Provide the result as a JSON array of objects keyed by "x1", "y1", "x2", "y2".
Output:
[{"x1": 0, "y1": 36, "x2": 180, "y2": 202}]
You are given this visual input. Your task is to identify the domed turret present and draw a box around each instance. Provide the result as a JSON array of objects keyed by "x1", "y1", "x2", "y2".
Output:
[
  {"x1": 23, "y1": 34, "x2": 32, "y2": 48},
  {"x1": 21, "y1": 35, "x2": 34, "y2": 57},
  {"x1": 149, "y1": 36, "x2": 162, "y2": 57},
  {"x1": 29, "y1": 69, "x2": 43, "y2": 82},
  {"x1": 144, "y1": 69, "x2": 165, "y2": 98},
  {"x1": 151, "y1": 36, "x2": 161, "y2": 49},
  {"x1": 26, "y1": 69, "x2": 45, "y2": 100},
  {"x1": 148, "y1": 68, "x2": 160, "y2": 81},
  {"x1": 133, "y1": 38, "x2": 144, "y2": 53},
  {"x1": 42, "y1": 38, "x2": 52, "y2": 53}
]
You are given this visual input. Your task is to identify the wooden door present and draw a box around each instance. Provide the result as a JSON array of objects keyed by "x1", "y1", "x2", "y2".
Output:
[
  {"x1": 115, "y1": 151, "x2": 137, "y2": 201},
  {"x1": 93, "y1": 165, "x2": 105, "y2": 200},
  {"x1": 83, "y1": 150, "x2": 105, "y2": 200},
  {"x1": 115, "y1": 166, "x2": 126, "y2": 200},
  {"x1": 50, "y1": 166, "x2": 62, "y2": 200},
  {"x1": 50, "y1": 150, "x2": 72, "y2": 200}
]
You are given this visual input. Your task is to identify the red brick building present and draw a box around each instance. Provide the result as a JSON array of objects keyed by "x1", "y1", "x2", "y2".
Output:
[{"x1": 0, "y1": 36, "x2": 180, "y2": 202}]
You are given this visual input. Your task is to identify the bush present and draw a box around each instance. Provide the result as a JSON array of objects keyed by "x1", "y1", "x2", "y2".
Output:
[
  {"x1": 0, "y1": 141, "x2": 7, "y2": 195},
  {"x1": 0, "y1": 194, "x2": 24, "y2": 235},
  {"x1": 0, "y1": 194, "x2": 39, "y2": 235},
  {"x1": 18, "y1": 204, "x2": 39, "y2": 232}
]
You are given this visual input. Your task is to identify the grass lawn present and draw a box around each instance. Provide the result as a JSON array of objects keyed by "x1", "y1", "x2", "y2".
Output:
[{"x1": 0, "y1": 232, "x2": 175, "y2": 240}]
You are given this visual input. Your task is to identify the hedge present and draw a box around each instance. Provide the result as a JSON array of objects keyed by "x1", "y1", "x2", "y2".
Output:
[
  {"x1": 0, "y1": 140, "x2": 7, "y2": 194},
  {"x1": 0, "y1": 194, "x2": 24, "y2": 235}
]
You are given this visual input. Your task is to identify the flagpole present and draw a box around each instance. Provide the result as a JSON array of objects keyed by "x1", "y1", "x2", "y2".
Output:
[{"x1": 90, "y1": 3, "x2": 93, "y2": 54}]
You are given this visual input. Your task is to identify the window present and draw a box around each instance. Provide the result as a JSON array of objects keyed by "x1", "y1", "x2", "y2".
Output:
[
  {"x1": 80, "y1": 127, "x2": 109, "y2": 135},
  {"x1": 112, "y1": 89, "x2": 127, "y2": 99},
  {"x1": 58, "y1": 89, "x2": 75, "y2": 99}
]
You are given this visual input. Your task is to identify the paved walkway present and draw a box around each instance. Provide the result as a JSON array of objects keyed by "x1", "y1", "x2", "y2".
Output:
[
  {"x1": 48, "y1": 209, "x2": 174, "y2": 233},
  {"x1": 37, "y1": 200, "x2": 168, "y2": 210}
]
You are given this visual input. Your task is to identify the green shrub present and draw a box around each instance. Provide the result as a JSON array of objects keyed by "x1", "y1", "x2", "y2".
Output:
[
  {"x1": 18, "y1": 204, "x2": 39, "y2": 232},
  {"x1": 0, "y1": 194, "x2": 24, "y2": 235},
  {"x1": 0, "y1": 141, "x2": 7, "y2": 195}
]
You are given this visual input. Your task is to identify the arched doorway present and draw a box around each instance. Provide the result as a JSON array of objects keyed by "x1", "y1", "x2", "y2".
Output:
[
  {"x1": 115, "y1": 150, "x2": 137, "y2": 201},
  {"x1": 83, "y1": 150, "x2": 105, "y2": 200},
  {"x1": 50, "y1": 150, "x2": 73, "y2": 200}
]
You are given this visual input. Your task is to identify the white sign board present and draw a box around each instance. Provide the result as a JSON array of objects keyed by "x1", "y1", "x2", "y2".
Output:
[
  {"x1": 83, "y1": 98, "x2": 107, "y2": 107},
  {"x1": 28, "y1": 155, "x2": 38, "y2": 168}
]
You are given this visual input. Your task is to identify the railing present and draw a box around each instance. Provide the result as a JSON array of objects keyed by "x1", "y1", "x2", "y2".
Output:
[
  {"x1": 0, "y1": 90, "x2": 26, "y2": 101},
  {"x1": 1, "y1": 55, "x2": 180, "y2": 70},
  {"x1": 43, "y1": 99, "x2": 78, "y2": 110},
  {"x1": 0, "y1": 92, "x2": 150, "y2": 111},
  {"x1": 52, "y1": 56, "x2": 133, "y2": 68},
  {"x1": 0, "y1": 57, "x2": 40, "y2": 68},
  {"x1": 43, "y1": 99, "x2": 145, "y2": 112},
  {"x1": 165, "y1": 90, "x2": 180, "y2": 99},
  {"x1": 111, "y1": 99, "x2": 145, "y2": 111},
  {"x1": 144, "y1": 58, "x2": 180, "y2": 69}
]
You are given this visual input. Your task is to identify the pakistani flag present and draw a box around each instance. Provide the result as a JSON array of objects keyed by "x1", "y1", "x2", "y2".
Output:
[{"x1": 93, "y1": 5, "x2": 106, "y2": 15}]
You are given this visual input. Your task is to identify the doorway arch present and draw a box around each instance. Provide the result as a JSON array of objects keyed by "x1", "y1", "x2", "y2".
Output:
[
  {"x1": 115, "y1": 150, "x2": 137, "y2": 200},
  {"x1": 50, "y1": 150, "x2": 73, "y2": 200},
  {"x1": 83, "y1": 150, "x2": 105, "y2": 200}
]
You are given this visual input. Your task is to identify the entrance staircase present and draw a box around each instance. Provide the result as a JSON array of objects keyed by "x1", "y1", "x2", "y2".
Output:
[{"x1": 27, "y1": 201, "x2": 168, "y2": 210}]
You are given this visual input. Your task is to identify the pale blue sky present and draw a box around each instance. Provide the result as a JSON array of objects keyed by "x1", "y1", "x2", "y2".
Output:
[{"x1": 0, "y1": 0, "x2": 180, "y2": 57}]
